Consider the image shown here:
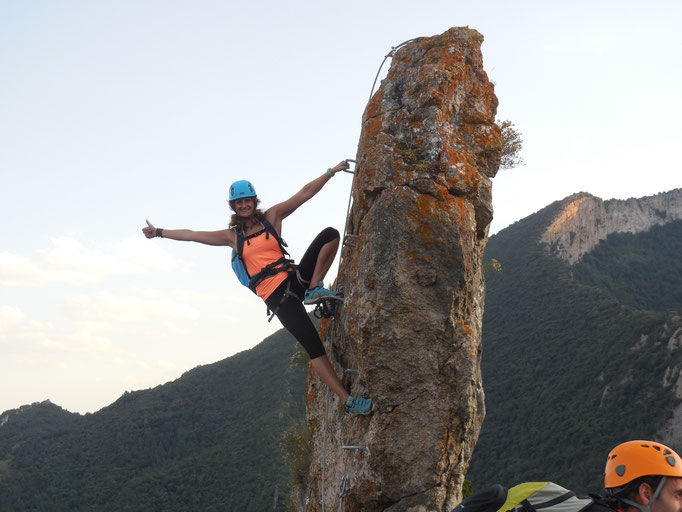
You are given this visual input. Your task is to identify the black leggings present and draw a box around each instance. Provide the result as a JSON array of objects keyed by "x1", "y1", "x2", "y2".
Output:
[{"x1": 265, "y1": 227, "x2": 339, "y2": 359}]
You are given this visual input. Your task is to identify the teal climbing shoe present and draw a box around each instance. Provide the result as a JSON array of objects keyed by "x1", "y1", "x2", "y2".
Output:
[
  {"x1": 345, "y1": 396, "x2": 373, "y2": 416},
  {"x1": 304, "y1": 282, "x2": 344, "y2": 305}
]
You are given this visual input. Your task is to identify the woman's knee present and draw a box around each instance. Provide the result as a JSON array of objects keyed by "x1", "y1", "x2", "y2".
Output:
[
  {"x1": 304, "y1": 341, "x2": 326, "y2": 359},
  {"x1": 320, "y1": 227, "x2": 340, "y2": 244}
]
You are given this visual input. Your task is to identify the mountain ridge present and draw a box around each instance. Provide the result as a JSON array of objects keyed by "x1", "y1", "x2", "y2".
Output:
[{"x1": 541, "y1": 188, "x2": 682, "y2": 264}]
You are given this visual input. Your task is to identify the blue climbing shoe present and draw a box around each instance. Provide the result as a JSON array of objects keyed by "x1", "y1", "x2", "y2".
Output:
[
  {"x1": 345, "y1": 396, "x2": 373, "y2": 416},
  {"x1": 304, "y1": 281, "x2": 344, "y2": 305}
]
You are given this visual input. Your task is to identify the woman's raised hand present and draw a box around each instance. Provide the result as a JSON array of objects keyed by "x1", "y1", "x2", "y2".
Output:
[
  {"x1": 142, "y1": 219, "x2": 156, "y2": 239},
  {"x1": 330, "y1": 160, "x2": 350, "y2": 174}
]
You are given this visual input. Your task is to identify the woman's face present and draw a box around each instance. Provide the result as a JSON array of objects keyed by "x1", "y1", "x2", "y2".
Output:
[{"x1": 234, "y1": 197, "x2": 255, "y2": 218}]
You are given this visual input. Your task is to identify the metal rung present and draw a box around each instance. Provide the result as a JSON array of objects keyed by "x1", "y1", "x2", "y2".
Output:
[
  {"x1": 344, "y1": 368, "x2": 360, "y2": 376},
  {"x1": 342, "y1": 158, "x2": 357, "y2": 174},
  {"x1": 343, "y1": 235, "x2": 358, "y2": 247},
  {"x1": 342, "y1": 445, "x2": 369, "y2": 452}
]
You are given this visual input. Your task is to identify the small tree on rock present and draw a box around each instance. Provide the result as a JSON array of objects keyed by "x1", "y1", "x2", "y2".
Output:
[{"x1": 497, "y1": 119, "x2": 524, "y2": 169}]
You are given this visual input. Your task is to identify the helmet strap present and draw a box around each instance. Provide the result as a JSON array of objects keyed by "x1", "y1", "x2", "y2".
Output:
[{"x1": 622, "y1": 477, "x2": 667, "y2": 512}]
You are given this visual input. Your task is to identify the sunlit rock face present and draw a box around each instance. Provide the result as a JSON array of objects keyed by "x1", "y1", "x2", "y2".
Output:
[
  {"x1": 541, "y1": 189, "x2": 682, "y2": 264},
  {"x1": 298, "y1": 27, "x2": 502, "y2": 512}
]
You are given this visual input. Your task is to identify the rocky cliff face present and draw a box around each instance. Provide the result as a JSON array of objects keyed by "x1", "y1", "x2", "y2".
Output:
[
  {"x1": 541, "y1": 189, "x2": 682, "y2": 264},
  {"x1": 300, "y1": 28, "x2": 501, "y2": 512}
]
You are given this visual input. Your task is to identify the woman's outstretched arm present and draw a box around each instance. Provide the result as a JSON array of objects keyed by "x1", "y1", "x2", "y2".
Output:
[
  {"x1": 142, "y1": 220, "x2": 235, "y2": 248},
  {"x1": 267, "y1": 160, "x2": 349, "y2": 230}
]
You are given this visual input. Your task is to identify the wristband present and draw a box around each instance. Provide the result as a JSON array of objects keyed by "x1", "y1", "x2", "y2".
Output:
[
  {"x1": 156, "y1": 228, "x2": 164, "y2": 238},
  {"x1": 326, "y1": 168, "x2": 334, "y2": 177}
]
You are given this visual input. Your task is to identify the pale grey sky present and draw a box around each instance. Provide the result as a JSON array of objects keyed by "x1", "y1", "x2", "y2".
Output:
[{"x1": 1, "y1": 0, "x2": 680, "y2": 414}]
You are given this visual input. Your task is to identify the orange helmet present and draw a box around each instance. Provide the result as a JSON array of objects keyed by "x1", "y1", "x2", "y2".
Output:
[{"x1": 605, "y1": 440, "x2": 682, "y2": 490}]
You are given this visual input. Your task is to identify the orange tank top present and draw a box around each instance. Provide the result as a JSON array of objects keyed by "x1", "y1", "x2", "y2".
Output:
[{"x1": 240, "y1": 227, "x2": 288, "y2": 300}]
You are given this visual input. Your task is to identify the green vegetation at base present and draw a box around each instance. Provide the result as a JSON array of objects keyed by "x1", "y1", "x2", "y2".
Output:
[
  {"x1": 281, "y1": 420, "x2": 312, "y2": 512},
  {"x1": 462, "y1": 479, "x2": 474, "y2": 499}
]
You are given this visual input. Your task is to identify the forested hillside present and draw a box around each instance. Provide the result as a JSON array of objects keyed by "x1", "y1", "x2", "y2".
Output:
[
  {"x1": 0, "y1": 328, "x2": 308, "y2": 512},
  {"x1": 573, "y1": 220, "x2": 682, "y2": 313},
  {"x1": 467, "y1": 201, "x2": 682, "y2": 493}
]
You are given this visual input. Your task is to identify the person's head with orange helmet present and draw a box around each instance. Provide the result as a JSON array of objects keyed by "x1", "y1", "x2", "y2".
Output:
[{"x1": 604, "y1": 441, "x2": 682, "y2": 512}]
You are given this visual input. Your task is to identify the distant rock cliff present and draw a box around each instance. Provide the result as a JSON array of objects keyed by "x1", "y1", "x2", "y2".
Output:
[
  {"x1": 300, "y1": 27, "x2": 502, "y2": 512},
  {"x1": 466, "y1": 187, "x2": 682, "y2": 492},
  {"x1": 541, "y1": 189, "x2": 682, "y2": 264}
]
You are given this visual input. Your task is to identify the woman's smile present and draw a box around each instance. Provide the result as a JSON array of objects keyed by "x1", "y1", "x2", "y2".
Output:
[{"x1": 235, "y1": 198, "x2": 254, "y2": 217}]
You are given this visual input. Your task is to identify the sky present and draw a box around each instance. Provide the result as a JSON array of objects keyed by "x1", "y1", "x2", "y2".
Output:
[{"x1": 1, "y1": 0, "x2": 680, "y2": 415}]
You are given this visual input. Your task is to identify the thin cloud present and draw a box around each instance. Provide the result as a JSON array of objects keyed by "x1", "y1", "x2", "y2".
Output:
[
  {"x1": 0, "y1": 236, "x2": 192, "y2": 286},
  {"x1": 0, "y1": 305, "x2": 25, "y2": 328},
  {"x1": 115, "y1": 237, "x2": 191, "y2": 272},
  {"x1": 64, "y1": 290, "x2": 201, "y2": 323},
  {"x1": 0, "y1": 306, "x2": 118, "y2": 355},
  {"x1": 169, "y1": 288, "x2": 250, "y2": 305}
]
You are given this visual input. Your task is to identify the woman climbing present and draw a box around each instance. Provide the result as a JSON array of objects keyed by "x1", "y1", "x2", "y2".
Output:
[{"x1": 142, "y1": 160, "x2": 372, "y2": 416}]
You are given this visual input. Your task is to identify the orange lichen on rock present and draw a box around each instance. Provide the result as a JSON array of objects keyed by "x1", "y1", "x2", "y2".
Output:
[
  {"x1": 302, "y1": 27, "x2": 500, "y2": 512},
  {"x1": 363, "y1": 114, "x2": 384, "y2": 144}
]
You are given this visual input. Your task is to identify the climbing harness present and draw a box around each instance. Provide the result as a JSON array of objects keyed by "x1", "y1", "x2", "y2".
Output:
[
  {"x1": 249, "y1": 257, "x2": 294, "y2": 291},
  {"x1": 231, "y1": 218, "x2": 316, "y2": 321}
]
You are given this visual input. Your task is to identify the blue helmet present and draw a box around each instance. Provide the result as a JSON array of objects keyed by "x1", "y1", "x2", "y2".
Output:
[{"x1": 229, "y1": 180, "x2": 257, "y2": 201}]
